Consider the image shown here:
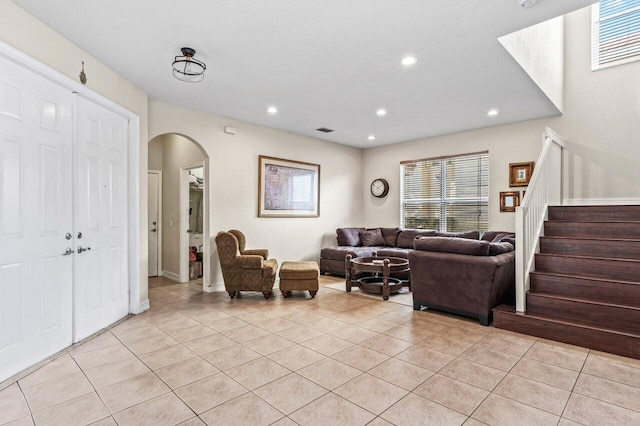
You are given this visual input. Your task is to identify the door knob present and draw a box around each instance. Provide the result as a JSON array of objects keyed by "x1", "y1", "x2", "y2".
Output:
[
  {"x1": 150, "y1": 229, "x2": 157, "y2": 233},
  {"x1": 63, "y1": 247, "x2": 74, "y2": 255},
  {"x1": 77, "y1": 246, "x2": 91, "y2": 254}
]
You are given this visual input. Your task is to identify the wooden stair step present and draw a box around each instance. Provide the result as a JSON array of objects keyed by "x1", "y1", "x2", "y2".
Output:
[
  {"x1": 493, "y1": 304, "x2": 640, "y2": 359},
  {"x1": 539, "y1": 236, "x2": 640, "y2": 260},
  {"x1": 544, "y1": 221, "x2": 640, "y2": 239},
  {"x1": 526, "y1": 292, "x2": 640, "y2": 335},
  {"x1": 548, "y1": 205, "x2": 640, "y2": 222},
  {"x1": 530, "y1": 271, "x2": 640, "y2": 308},
  {"x1": 535, "y1": 253, "x2": 640, "y2": 282}
]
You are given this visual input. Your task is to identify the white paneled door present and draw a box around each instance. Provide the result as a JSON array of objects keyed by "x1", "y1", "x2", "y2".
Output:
[
  {"x1": 0, "y1": 55, "x2": 74, "y2": 380},
  {"x1": 74, "y1": 97, "x2": 129, "y2": 342}
]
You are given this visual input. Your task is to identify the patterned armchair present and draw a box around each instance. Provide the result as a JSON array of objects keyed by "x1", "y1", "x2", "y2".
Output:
[{"x1": 215, "y1": 230, "x2": 278, "y2": 299}]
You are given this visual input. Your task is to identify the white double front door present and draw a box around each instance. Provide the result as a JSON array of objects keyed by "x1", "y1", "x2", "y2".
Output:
[{"x1": 0, "y1": 53, "x2": 129, "y2": 381}]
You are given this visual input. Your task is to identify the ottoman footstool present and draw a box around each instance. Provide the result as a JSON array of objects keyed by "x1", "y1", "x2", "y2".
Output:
[{"x1": 279, "y1": 261, "x2": 319, "y2": 298}]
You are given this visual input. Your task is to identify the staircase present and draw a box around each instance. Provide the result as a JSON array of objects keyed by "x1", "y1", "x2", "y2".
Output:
[{"x1": 494, "y1": 205, "x2": 640, "y2": 359}]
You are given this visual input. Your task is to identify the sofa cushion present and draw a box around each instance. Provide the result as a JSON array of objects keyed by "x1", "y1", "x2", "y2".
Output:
[
  {"x1": 481, "y1": 231, "x2": 508, "y2": 242},
  {"x1": 375, "y1": 247, "x2": 411, "y2": 259},
  {"x1": 397, "y1": 229, "x2": 436, "y2": 248},
  {"x1": 380, "y1": 227, "x2": 401, "y2": 247},
  {"x1": 337, "y1": 227, "x2": 365, "y2": 246},
  {"x1": 493, "y1": 233, "x2": 516, "y2": 243},
  {"x1": 489, "y1": 242, "x2": 514, "y2": 255},
  {"x1": 414, "y1": 236, "x2": 490, "y2": 256},
  {"x1": 435, "y1": 230, "x2": 480, "y2": 240},
  {"x1": 320, "y1": 246, "x2": 377, "y2": 261},
  {"x1": 360, "y1": 228, "x2": 386, "y2": 247}
]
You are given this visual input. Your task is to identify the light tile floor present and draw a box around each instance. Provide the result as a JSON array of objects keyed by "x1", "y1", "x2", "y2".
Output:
[{"x1": 2, "y1": 276, "x2": 640, "y2": 425}]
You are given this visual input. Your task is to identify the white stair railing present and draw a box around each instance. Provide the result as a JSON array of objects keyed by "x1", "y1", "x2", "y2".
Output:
[{"x1": 515, "y1": 128, "x2": 564, "y2": 312}]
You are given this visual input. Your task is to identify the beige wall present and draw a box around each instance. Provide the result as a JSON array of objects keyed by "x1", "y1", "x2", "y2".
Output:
[
  {"x1": 148, "y1": 134, "x2": 206, "y2": 277},
  {"x1": 362, "y1": 7, "x2": 640, "y2": 232},
  {"x1": 148, "y1": 140, "x2": 163, "y2": 171},
  {"x1": 149, "y1": 101, "x2": 363, "y2": 288},
  {"x1": 0, "y1": 2, "x2": 150, "y2": 304}
]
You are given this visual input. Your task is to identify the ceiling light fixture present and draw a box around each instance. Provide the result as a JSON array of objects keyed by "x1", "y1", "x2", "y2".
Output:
[
  {"x1": 172, "y1": 47, "x2": 206, "y2": 83},
  {"x1": 376, "y1": 109, "x2": 387, "y2": 116},
  {"x1": 267, "y1": 106, "x2": 278, "y2": 114},
  {"x1": 487, "y1": 109, "x2": 499, "y2": 117},
  {"x1": 368, "y1": 135, "x2": 376, "y2": 141},
  {"x1": 517, "y1": 0, "x2": 537, "y2": 7},
  {"x1": 401, "y1": 56, "x2": 418, "y2": 66}
]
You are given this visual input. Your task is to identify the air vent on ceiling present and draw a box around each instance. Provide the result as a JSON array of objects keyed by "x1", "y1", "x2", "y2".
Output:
[{"x1": 316, "y1": 127, "x2": 334, "y2": 133}]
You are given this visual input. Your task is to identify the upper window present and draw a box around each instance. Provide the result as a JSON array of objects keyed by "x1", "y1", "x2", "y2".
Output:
[
  {"x1": 400, "y1": 152, "x2": 489, "y2": 233},
  {"x1": 592, "y1": 0, "x2": 640, "y2": 69}
]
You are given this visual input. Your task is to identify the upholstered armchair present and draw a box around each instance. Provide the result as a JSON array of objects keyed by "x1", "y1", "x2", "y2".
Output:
[
  {"x1": 228, "y1": 229, "x2": 269, "y2": 259},
  {"x1": 215, "y1": 231, "x2": 278, "y2": 299}
]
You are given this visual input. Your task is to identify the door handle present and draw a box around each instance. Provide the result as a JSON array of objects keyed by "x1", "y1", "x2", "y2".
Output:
[
  {"x1": 150, "y1": 229, "x2": 157, "y2": 232},
  {"x1": 63, "y1": 247, "x2": 74, "y2": 255},
  {"x1": 77, "y1": 246, "x2": 92, "y2": 254}
]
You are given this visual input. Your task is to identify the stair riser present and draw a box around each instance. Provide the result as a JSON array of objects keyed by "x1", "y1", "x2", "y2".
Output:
[
  {"x1": 540, "y1": 238, "x2": 640, "y2": 260},
  {"x1": 493, "y1": 310, "x2": 640, "y2": 359},
  {"x1": 527, "y1": 294, "x2": 640, "y2": 335},
  {"x1": 530, "y1": 273, "x2": 640, "y2": 308},
  {"x1": 535, "y1": 255, "x2": 640, "y2": 282},
  {"x1": 544, "y1": 222, "x2": 640, "y2": 239},
  {"x1": 548, "y1": 206, "x2": 640, "y2": 222}
]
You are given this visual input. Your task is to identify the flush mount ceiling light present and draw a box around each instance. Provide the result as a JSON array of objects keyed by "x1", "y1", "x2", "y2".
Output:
[
  {"x1": 517, "y1": 0, "x2": 537, "y2": 7},
  {"x1": 376, "y1": 108, "x2": 387, "y2": 116},
  {"x1": 401, "y1": 56, "x2": 417, "y2": 66},
  {"x1": 267, "y1": 106, "x2": 278, "y2": 114},
  {"x1": 487, "y1": 109, "x2": 499, "y2": 117},
  {"x1": 172, "y1": 47, "x2": 206, "y2": 83},
  {"x1": 368, "y1": 135, "x2": 376, "y2": 141}
]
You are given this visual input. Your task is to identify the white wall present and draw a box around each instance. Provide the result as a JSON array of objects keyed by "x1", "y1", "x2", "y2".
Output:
[
  {"x1": 0, "y1": 2, "x2": 150, "y2": 305},
  {"x1": 148, "y1": 134, "x2": 206, "y2": 277},
  {"x1": 362, "y1": 7, "x2": 640, "y2": 232},
  {"x1": 149, "y1": 101, "x2": 363, "y2": 288}
]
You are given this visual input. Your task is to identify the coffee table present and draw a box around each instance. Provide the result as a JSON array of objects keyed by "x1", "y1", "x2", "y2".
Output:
[{"x1": 345, "y1": 254, "x2": 410, "y2": 300}]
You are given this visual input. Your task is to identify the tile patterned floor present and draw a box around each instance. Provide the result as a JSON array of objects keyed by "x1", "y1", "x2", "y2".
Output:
[{"x1": 2, "y1": 275, "x2": 640, "y2": 425}]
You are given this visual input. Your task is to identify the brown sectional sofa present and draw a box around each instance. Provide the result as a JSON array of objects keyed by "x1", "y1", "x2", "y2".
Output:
[{"x1": 320, "y1": 227, "x2": 515, "y2": 325}]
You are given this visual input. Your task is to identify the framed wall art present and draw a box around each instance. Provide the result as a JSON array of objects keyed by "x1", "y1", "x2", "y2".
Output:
[
  {"x1": 499, "y1": 191, "x2": 520, "y2": 212},
  {"x1": 258, "y1": 155, "x2": 320, "y2": 217},
  {"x1": 509, "y1": 161, "x2": 535, "y2": 187}
]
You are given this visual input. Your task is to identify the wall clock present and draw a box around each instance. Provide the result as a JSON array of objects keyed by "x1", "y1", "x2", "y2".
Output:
[{"x1": 370, "y1": 178, "x2": 389, "y2": 198}]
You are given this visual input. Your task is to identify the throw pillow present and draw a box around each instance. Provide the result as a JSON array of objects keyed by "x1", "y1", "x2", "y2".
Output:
[
  {"x1": 414, "y1": 236, "x2": 490, "y2": 256},
  {"x1": 396, "y1": 229, "x2": 437, "y2": 248},
  {"x1": 435, "y1": 230, "x2": 480, "y2": 240},
  {"x1": 492, "y1": 233, "x2": 515, "y2": 243},
  {"x1": 360, "y1": 229, "x2": 386, "y2": 247},
  {"x1": 489, "y1": 242, "x2": 514, "y2": 255},
  {"x1": 336, "y1": 227, "x2": 364, "y2": 246},
  {"x1": 481, "y1": 230, "x2": 511, "y2": 242},
  {"x1": 380, "y1": 227, "x2": 401, "y2": 246}
]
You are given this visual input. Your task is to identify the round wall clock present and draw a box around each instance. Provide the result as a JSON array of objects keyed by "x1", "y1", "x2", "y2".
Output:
[{"x1": 370, "y1": 178, "x2": 390, "y2": 198}]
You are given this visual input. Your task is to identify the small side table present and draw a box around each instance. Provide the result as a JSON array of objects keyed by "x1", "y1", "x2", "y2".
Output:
[{"x1": 345, "y1": 254, "x2": 410, "y2": 300}]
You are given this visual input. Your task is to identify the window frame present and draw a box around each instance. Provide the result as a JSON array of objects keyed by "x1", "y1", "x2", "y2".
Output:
[
  {"x1": 400, "y1": 151, "x2": 489, "y2": 233},
  {"x1": 592, "y1": 0, "x2": 640, "y2": 71}
]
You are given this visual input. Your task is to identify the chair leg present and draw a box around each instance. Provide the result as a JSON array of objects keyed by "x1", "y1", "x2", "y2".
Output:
[
  {"x1": 263, "y1": 291, "x2": 271, "y2": 299},
  {"x1": 310, "y1": 290, "x2": 317, "y2": 298},
  {"x1": 228, "y1": 291, "x2": 236, "y2": 299},
  {"x1": 281, "y1": 290, "x2": 290, "y2": 298}
]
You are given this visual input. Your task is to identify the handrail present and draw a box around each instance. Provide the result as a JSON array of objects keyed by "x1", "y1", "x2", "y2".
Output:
[{"x1": 515, "y1": 127, "x2": 564, "y2": 312}]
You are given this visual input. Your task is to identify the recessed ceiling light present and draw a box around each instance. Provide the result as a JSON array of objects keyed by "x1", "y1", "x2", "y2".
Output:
[
  {"x1": 368, "y1": 135, "x2": 376, "y2": 141},
  {"x1": 487, "y1": 109, "x2": 499, "y2": 117},
  {"x1": 267, "y1": 106, "x2": 278, "y2": 114},
  {"x1": 376, "y1": 109, "x2": 387, "y2": 116},
  {"x1": 401, "y1": 56, "x2": 417, "y2": 66}
]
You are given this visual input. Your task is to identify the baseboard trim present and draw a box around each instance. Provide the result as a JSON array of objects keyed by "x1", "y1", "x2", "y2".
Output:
[
  {"x1": 162, "y1": 270, "x2": 181, "y2": 282},
  {"x1": 564, "y1": 198, "x2": 640, "y2": 206}
]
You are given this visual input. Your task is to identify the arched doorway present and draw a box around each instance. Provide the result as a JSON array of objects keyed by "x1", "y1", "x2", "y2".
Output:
[{"x1": 148, "y1": 133, "x2": 210, "y2": 291}]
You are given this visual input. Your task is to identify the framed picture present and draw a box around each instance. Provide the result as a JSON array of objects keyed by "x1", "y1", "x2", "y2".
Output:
[
  {"x1": 258, "y1": 155, "x2": 320, "y2": 217},
  {"x1": 509, "y1": 161, "x2": 535, "y2": 187},
  {"x1": 500, "y1": 191, "x2": 520, "y2": 212}
]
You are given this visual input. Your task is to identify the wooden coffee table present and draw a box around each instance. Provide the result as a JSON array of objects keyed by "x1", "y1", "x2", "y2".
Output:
[{"x1": 345, "y1": 254, "x2": 410, "y2": 300}]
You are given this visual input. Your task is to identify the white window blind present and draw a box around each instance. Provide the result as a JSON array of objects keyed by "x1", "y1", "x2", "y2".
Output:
[
  {"x1": 592, "y1": 0, "x2": 640, "y2": 69},
  {"x1": 400, "y1": 152, "x2": 489, "y2": 232}
]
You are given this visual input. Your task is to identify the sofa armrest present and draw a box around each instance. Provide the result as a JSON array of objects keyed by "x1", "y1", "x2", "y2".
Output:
[
  {"x1": 235, "y1": 255, "x2": 264, "y2": 269},
  {"x1": 243, "y1": 249, "x2": 269, "y2": 259}
]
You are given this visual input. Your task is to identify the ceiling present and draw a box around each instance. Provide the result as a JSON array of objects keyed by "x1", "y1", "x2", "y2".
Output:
[{"x1": 12, "y1": 0, "x2": 595, "y2": 148}]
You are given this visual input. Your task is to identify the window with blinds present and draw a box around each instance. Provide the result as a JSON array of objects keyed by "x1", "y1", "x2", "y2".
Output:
[
  {"x1": 592, "y1": 0, "x2": 640, "y2": 69},
  {"x1": 400, "y1": 152, "x2": 489, "y2": 232}
]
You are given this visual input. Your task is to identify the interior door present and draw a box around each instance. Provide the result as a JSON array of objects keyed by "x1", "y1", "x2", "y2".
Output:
[
  {"x1": 0, "y1": 55, "x2": 73, "y2": 380},
  {"x1": 148, "y1": 172, "x2": 159, "y2": 277},
  {"x1": 74, "y1": 96, "x2": 129, "y2": 342}
]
